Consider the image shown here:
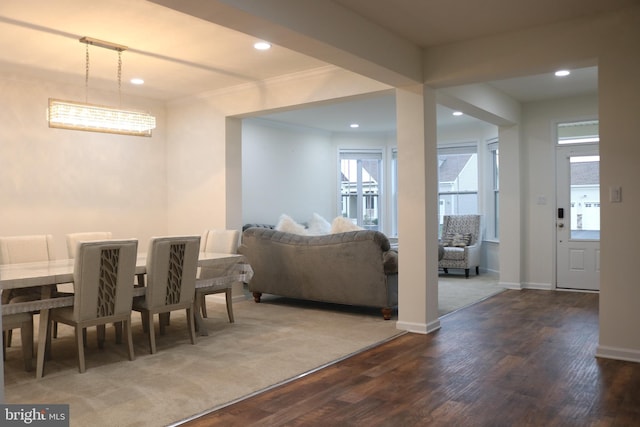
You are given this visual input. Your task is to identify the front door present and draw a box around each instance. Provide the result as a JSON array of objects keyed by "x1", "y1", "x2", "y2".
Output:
[{"x1": 556, "y1": 143, "x2": 600, "y2": 291}]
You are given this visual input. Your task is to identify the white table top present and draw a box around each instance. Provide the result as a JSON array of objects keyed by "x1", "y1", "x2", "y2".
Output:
[{"x1": 0, "y1": 252, "x2": 245, "y2": 291}]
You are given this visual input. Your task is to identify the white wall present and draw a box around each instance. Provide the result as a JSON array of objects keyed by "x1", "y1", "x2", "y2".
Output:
[
  {"x1": 241, "y1": 119, "x2": 335, "y2": 225},
  {"x1": 0, "y1": 71, "x2": 167, "y2": 257}
]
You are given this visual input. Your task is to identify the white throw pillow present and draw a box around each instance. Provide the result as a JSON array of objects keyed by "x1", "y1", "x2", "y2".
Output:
[
  {"x1": 307, "y1": 213, "x2": 331, "y2": 235},
  {"x1": 330, "y1": 216, "x2": 363, "y2": 233},
  {"x1": 275, "y1": 214, "x2": 308, "y2": 235}
]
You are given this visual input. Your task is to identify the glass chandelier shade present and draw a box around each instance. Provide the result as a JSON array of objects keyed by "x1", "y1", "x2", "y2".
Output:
[{"x1": 48, "y1": 99, "x2": 156, "y2": 137}]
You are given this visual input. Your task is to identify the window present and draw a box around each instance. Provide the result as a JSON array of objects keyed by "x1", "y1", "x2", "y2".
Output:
[
  {"x1": 557, "y1": 120, "x2": 599, "y2": 144},
  {"x1": 339, "y1": 150, "x2": 383, "y2": 231},
  {"x1": 488, "y1": 140, "x2": 499, "y2": 239},
  {"x1": 390, "y1": 148, "x2": 398, "y2": 237},
  {"x1": 438, "y1": 144, "x2": 478, "y2": 231}
]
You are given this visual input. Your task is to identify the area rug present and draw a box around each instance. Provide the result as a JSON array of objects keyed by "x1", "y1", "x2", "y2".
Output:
[
  {"x1": 3, "y1": 295, "x2": 403, "y2": 427},
  {"x1": 438, "y1": 272, "x2": 505, "y2": 316}
]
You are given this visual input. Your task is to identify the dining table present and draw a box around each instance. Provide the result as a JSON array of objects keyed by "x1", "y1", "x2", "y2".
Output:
[{"x1": 0, "y1": 252, "x2": 253, "y2": 380}]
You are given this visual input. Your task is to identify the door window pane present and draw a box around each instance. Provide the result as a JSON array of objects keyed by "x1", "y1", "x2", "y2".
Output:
[{"x1": 570, "y1": 155, "x2": 600, "y2": 240}]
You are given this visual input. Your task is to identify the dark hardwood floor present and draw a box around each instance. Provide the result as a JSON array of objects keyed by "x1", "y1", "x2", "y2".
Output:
[{"x1": 180, "y1": 290, "x2": 640, "y2": 426}]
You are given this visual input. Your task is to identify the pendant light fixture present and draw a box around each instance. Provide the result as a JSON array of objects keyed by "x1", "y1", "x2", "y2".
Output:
[{"x1": 47, "y1": 37, "x2": 156, "y2": 137}]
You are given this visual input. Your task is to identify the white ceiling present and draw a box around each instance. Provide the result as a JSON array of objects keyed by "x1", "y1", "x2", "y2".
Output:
[
  {"x1": 258, "y1": 66, "x2": 598, "y2": 132},
  {"x1": 0, "y1": 0, "x2": 614, "y2": 130}
]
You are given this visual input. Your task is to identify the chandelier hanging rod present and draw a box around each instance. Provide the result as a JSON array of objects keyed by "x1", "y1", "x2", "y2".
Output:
[{"x1": 79, "y1": 36, "x2": 127, "y2": 52}]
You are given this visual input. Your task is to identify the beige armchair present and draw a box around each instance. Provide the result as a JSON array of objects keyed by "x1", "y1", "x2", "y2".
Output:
[
  {"x1": 438, "y1": 215, "x2": 482, "y2": 278},
  {"x1": 196, "y1": 229, "x2": 241, "y2": 322},
  {"x1": 48, "y1": 239, "x2": 138, "y2": 374},
  {"x1": 133, "y1": 236, "x2": 200, "y2": 354}
]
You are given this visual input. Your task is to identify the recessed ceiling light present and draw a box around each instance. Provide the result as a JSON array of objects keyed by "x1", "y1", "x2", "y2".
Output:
[
  {"x1": 130, "y1": 78, "x2": 144, "y2": 85},
  {"x1": 254, "y1": 41, "x2": 271, "y2": 50},
  {"x1": 555, "y1": 70, "x2": 571, "y2": 77},
  {"x1": 350, "y1": 123, "x2": 360, "y2": 128},
  {"x1": 452, "y1": 111, "x2": 463, "y2": 116}
]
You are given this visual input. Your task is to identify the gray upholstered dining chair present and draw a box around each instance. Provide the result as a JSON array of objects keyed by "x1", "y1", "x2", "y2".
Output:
[
  {"x1": 2, "y1": 312, "x2": 34, "y2": 372},
  {"x1": 65, "y1": 232, "x2": 116, "y2": 342},
  {"x1": 47, "y1": 239, "x2": 138, "y2": 374},
  {"x1": 132, "y1": 235, "x2": 200, "y2": 354},
  {"x1": 196, "y1": 229, "x2": 241, "y2": 322},
  {"x1": 0, "y1": 234, "x2": 56, "y2": 347}
]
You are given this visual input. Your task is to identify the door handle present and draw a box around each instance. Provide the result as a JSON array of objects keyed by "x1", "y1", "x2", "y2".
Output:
[{"x1": 557, "y1": 222, "x2": 564, "y2": 228}]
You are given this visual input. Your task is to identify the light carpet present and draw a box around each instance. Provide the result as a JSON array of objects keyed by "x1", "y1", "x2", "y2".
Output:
[
  {"x1": 3, "y1": 295, "x2": 403, "y2": 427},
  {"x1": 4, "y1": 275, "x2": 503, "y2": 426},
  {"x1": 438, "y1": 272, "x2": 505, "y2": 316}
]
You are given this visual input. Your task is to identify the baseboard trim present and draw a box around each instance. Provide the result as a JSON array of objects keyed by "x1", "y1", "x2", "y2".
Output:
[
  {"x1": 522, "y1": 282, "x2": 553, "y2": 290},
  {"x1": 595, "y1": 345, "x2": 640, "y2": 363},
  {"x1": 500, "y1": 281, "x2": 523, "y2": 290},
  {"x1": 396, "y1": 319, "x2": 441, "y2": 334}
]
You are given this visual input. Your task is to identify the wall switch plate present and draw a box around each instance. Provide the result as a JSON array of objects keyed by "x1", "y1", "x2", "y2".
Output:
[{"x1": 609, "y1": 186, "x2": 622, "y2": 203}]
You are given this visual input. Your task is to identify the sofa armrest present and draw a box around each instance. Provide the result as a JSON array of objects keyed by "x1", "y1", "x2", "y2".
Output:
[{"x1": 383, "y1": 250, "x2": 398, "y2": 274}]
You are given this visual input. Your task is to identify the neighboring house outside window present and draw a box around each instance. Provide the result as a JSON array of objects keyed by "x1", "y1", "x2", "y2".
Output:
[
  {"x1": 438, "y1": 144, "x2": 478, "y2": 235},
  {"x1": 339, "y1": 150, "x2": 383, "y2": 231}
]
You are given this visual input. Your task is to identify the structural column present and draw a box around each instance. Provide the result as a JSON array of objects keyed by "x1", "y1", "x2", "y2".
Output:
[{"x1": 395, "y1": 84, "x2": 440, "y2": 334}]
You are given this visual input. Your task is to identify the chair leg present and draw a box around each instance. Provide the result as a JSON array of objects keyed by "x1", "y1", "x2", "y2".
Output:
[
  {"x1": 225, "y1": 288, "x2": 235, "y2": 323},
  {"x1": 141, "y1": 312, "x2": 149, "y2": 333},
  {"x1": 75, "y1": 326, "x2": 86, "y2": 373},
  {"x1": 159, "y1": 313, "x2": 169, "y2": 336},
  {"x1": 465, "y1": 268, "x2": 470, "y2": 278},
  {"x1": 476, "y1": 266, "x2": 480, "y2": 275},
  {"x1": 6, "y1": 329, "x2": 12, "y2": 347},
  {"x1": 186, "y1": 307, "x2": 196, "y2": 345},
  {"x1": 201, "y1": 294, "x2": 208, "y2": 318},
  {"x1": 20, "y1": 319, "x2": 33, "y2": 372},
  {"x1": 193, "y1": 297, "x2": 203, "y2": 334},
  {"x1": 147, "y1": 312, "x2": 157, "y2": 354},
  {"x1": 114, "y1": 322, "x2": 123, "y2": 344},
  {"x1": 125, "y1": 318, "x2": 135, "y2": 361},
  {"x1": 97, "y1": 325, "x2": 106, "y2": 349}
]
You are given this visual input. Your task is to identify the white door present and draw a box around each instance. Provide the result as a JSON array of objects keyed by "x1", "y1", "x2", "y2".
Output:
[{"x1": 556, "y1": 145, "x2": 600, "y2": 290}]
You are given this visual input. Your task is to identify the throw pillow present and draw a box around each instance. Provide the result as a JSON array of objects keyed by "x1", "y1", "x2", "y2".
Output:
[
  {"x1": 451, "y1": 233, "x2": 472, "y2": 247},
  {"x1": 330, "y1": 216, "x2": 363, "y2": 233},
  {"x1": 275, "y1": 214, "x2": 308, "y2": 235},
  {"x1": 440, "y1": 233, "x2": 455, "y2": 247},
  {"x1": 307, "y1": 213, "x2": 331, "y2": 235}
]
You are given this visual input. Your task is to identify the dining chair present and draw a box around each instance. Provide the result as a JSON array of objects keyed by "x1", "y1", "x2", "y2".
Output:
[
  {"x1": 132, "y1": 235, "x2": 200, "y2": 354},
  {"x1": 66, "y1": 231, "x2": 113, "y2": 259},
  {"x1": 66, "y1": 232, "x2": 115, "y2": 341},
  {"x1": 2, "y1": 312, "x2": 34, "y2": 371},
  {"x1": 47, "y1": 239, "x2": 138, "y2": 374},
  {"x1": 67, "y1": 231, "x2": 144, "y2": 339},
  {"x1": 0, "y1": 234, "x2": 56, "y2": 347},
  {"x1": 196, "y1": 229, "x2": 241, "y2": 322}
]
